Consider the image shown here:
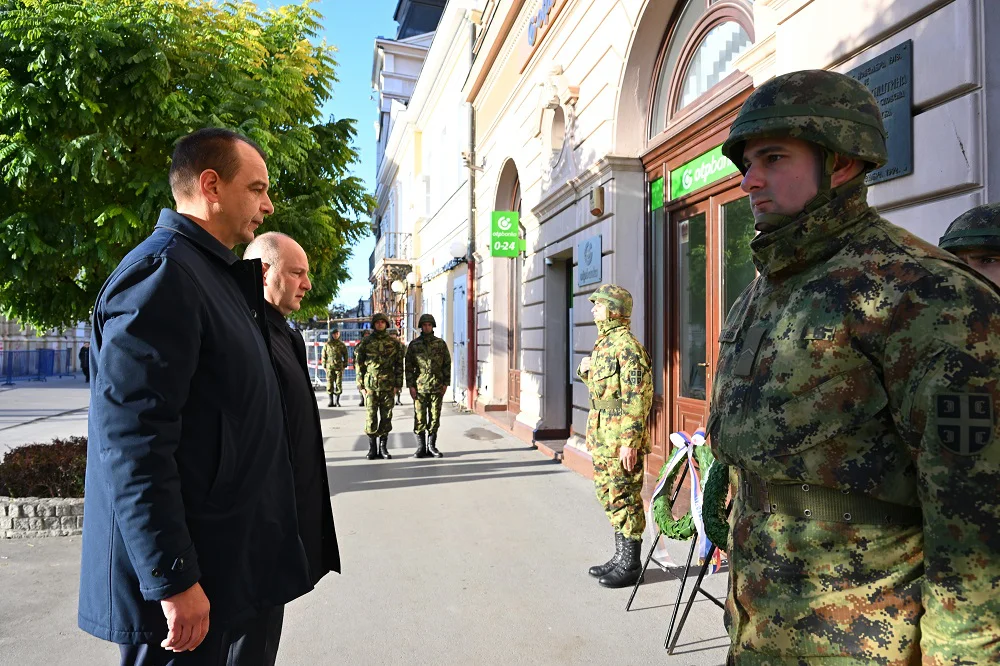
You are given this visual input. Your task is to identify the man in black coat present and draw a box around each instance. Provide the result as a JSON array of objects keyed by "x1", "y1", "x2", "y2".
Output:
[
  {"x1": 243, "y1": 232, "x2": 340, "y2": 586},
  {"x1": 79, "y1": 128, "x2": 313, "y2": 666}
]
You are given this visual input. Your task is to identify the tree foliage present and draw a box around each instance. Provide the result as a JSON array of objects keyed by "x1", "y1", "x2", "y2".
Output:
[{"x1": 0, "y1": 0, "x2": 373, "y2": 329}]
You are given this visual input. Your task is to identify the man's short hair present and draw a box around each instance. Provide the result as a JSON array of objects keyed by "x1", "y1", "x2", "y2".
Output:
[
  {"x1": 243, "y1": 231, "x2": 293, "y2": 267},
  {"x1": 169, "y1": 128, "x2": 267, "y2": 200}
]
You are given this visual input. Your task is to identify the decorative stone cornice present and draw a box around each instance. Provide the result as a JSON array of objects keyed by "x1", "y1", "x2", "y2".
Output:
[{"x1": 532, "y1": 154, "x2": 643, "y2": 221}]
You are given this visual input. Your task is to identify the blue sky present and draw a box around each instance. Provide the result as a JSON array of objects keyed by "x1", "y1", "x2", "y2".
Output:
[{"x1": 281, "y1": 0, "x2": 401, "y2": 309}]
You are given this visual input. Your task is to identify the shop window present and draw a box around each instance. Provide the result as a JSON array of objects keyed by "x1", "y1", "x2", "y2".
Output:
[
  {"x1": 676, "y1": 22, "x2": 752, "y2": 111},
  {"x1": 649, "y1": 0, "x2": 754, "y2": 138}
]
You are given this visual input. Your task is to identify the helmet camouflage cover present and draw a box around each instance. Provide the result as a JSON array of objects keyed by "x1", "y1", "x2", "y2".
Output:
[
  {"x1": 939, "y1": 203, "x2": 1000, "y2": 252},
  {"x1": 418, "y1": 313, "x2": 437, "y2": 327},
  {"x1": 588, "y1": 284, "x2": 633, "y2": 319},
  {"x1": 371, "y1": 312, "x2": 390, "y2": 327},
  {"x1": 722, "y1": 69, "x2": 888, "y2": 174}
]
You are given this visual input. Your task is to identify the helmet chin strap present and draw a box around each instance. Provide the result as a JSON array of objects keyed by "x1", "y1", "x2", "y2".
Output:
[{"x1": 753, "y1": 150, "x2": 844, "y2": 233}]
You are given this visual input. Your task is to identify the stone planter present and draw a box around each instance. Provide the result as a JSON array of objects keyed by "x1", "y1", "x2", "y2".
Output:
[{"x1": 0, "y1": 496, "x2": 84, "y2": 538}]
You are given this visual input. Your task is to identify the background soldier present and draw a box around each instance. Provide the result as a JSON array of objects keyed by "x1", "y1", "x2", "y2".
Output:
[
  {"x1": 357, "y1": 328, "x2": 371, "y2": 406},
  {"x1": 406, "y1": 313, "x2": 450, "y2": 458},
  {"x1": 354, "y1": 313, "x2": 403, "y2": 460},
  {"x1": 577, "y1": 284, "x2": 652, "y2": 589},
  {"x1": 939, "y1": 202, "x2": 1000, "y2": 288},
  {"x1": 321, "y1": 327, "x2": 348, "y2": 407},
  {"x1": 711, "y1": 70, "x2": 1000, "y2": 664},
  {"x1": 389, "y1": 328, "x2": 405, "y2": 405}
]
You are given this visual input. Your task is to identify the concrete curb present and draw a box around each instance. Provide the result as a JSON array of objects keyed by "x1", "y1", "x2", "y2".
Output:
[{"x1": 0, "y1": 496, "x2": 84, "y2": 538}]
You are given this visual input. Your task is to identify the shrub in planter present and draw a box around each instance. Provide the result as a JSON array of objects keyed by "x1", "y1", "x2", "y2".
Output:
[{"x1": 0, "y1": 436, "x2": 87, "y2": 498}]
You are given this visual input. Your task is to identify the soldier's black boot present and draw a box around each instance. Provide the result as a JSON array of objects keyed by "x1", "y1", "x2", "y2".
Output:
[
  {"x1": 598, "y1": 536, "x2": 642, "y2": 588},
  {"x1": 359, "y1": 394, "x2": 365, "y2": 407},
  {"x1": 589, "y1": 532, "x2": 623, "y2": 578},
  {"x1": 327, "y1": 395, "x2": 335, "y2": 407},
  {"x1": 335, "y1": 394, "x2": 341, "y2": 407},
  {"x1": 366, "y1": 436, "x2": 380, "y2": 460},
  {"x1": 427, "y1": 431, "x2": 443, "y2": 458},
  {"x1": 378, "y1": 435, "x2": 391, "y2": 460},
  {"x1": 413, "y1": 432, "x2": 429, "y2": 458}
]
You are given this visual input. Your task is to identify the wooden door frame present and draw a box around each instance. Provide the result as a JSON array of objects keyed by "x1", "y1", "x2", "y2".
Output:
[{"x1": 507, "y1": 175, "x2": 523, "y2": 415}]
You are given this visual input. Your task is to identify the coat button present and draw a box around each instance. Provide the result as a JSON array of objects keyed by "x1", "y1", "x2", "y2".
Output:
[
  {"x1": 251, "y1": 310, "x2": 258, "y2": 319},
  {"x1": 151, "y1": 568, "x2": 163, "y2": 578},
  {"x1": 172, "y1": 557, "x2": 185, "y2": 572}
]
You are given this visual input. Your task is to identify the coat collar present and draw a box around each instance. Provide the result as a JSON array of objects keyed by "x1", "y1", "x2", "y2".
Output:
[
  {"x1": 750, "y1": 184, "x2": 872, "y2": 277},
  {"x1": 154, "y1": 209, "x2": 239, "y2": 267},
  {"x1": 264, "y1": 302, "x2": 290, "y2": 330}
]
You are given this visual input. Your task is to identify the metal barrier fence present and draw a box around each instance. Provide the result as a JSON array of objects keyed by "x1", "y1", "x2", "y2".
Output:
[
  {"x1": 1, "y1": 349, "x2": 75, "y2": 385},
  {"x1": 301, "y1": 329, "x2": 365, "y2": 390}
]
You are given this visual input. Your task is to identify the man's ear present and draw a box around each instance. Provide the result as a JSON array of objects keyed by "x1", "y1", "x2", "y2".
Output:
[
  {"x1": 831, "y1": 154, "x2": 865, "y2": 188},
  {"x1": 261, "y1": 262, "x2": 271, "y2": 286},
  {"x1": 199, "y1": 169, "x2": 222, "y2": 203}
]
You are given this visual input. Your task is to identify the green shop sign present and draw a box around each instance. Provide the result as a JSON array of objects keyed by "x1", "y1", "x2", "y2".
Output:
[
  {"x1": 650, "y1": 177, "x2": 664, "y2": 211},
  {"x1": 670, "y1": 144, "x2": 738, "y2": 200},
  {"x1": 490, "y1": 211, "x2": 522, "y2": 257}
]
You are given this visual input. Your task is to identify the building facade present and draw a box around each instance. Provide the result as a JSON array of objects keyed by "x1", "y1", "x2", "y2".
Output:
[{"x1": 454, "y1": 0, "x2": 1000, "y2": 493}]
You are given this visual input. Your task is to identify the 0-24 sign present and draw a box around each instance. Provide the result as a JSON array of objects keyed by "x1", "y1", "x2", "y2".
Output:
[{"x1": 491, "y1": 211, "x2": 521, "y2": 257}]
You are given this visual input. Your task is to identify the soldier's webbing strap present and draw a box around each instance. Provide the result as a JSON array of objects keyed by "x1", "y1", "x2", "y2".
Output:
[
  {"x1": 738, "y1": 470, "x2": 922, "y2": 526},
  {"x1": 590, "y1": 399, "x2": 622, "y2": 411}
]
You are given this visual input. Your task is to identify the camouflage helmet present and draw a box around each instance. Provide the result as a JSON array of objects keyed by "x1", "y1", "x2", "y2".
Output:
[
  {"x1": 722, "y1": 70, "x2": 888, "y2": 175},
  {"x1": 939, "y1": 203, "x2": 1000, "y2": 252},
  {"x1": 330, "y1": 326, "x2": 340, "y2": 334},
  {"x1": 418, "y1": 313, "x2": 436, "y2": 327},
  {"x1": 588, "y1": 284, "x2": 633, "y2": 319},
  {"x1": 371, "y1": 312, "x2": 390, "y2": 327}
]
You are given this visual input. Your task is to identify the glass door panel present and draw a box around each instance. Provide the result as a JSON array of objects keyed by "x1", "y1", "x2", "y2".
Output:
[
  {"x1": 678, "y1": 212, "x2": 707, "y2": 400},
  {"x1": 720, "y1": 196, "x2": 756, "y2": 320}
]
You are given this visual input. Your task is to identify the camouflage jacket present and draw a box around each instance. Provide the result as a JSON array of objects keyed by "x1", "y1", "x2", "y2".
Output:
[
  {"x1": 354, "y1": 330, "x2": 402, "y2": 392},
  {"x1": 321, "y1": 338, "x2": 348, "y2": 371},
  {"x1": 708, "y1": 184, "x2": 1000, "y2": 664},
  {"x1": 405, "y1": 333, "x2": 451, "y2": 393},
  {"x1": 578, "y1": 319, "x2": 653, "y2": 455}
]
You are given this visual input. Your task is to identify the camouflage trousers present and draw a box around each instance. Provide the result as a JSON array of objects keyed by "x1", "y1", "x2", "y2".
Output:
[
  {"x1": 364, "y1": 390, "x2": 395, "y2": 436},
  {"x1": 592, "y1": 451, "x2": 645, "y2": 540},
  {"x1": 325, "y1": 369, "x2": 343, "y2": 396},
  {"x1": 413, "y1": 392, "x2": 443, "y2": 434}
]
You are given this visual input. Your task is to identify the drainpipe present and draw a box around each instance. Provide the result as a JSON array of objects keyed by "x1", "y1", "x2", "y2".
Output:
[{"x1": 466, "y1": 14, "x2": 478, "y2": 412}]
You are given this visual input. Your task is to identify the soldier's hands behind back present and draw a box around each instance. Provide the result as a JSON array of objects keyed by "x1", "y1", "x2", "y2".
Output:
[
  {"x1": 619, "y1": 446, "x2": 638, "y2": 472},
  {"x1": 160, "y1": 582, "x2": 210, "y2": 652},
  {"x1": 579, "y1": 357, "x2": 591, "y2": 374}
]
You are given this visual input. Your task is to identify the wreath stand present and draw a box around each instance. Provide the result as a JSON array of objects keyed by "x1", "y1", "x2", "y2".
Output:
[{"x1": 624, "y1": 461, "x2": 727, "y2": 654}]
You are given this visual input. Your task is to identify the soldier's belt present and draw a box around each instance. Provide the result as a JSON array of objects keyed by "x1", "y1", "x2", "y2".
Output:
[
  {"x1": 738, "y1": 470, "x2": 922, "y2": 526},
  {"x1": 590, "y1": 399, "x2": 621, "y2": 411}
]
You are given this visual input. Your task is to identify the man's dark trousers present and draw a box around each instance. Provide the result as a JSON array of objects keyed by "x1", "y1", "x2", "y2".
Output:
[{"x1": 119, "y1": 607, "x2": 284, "y2": 666}]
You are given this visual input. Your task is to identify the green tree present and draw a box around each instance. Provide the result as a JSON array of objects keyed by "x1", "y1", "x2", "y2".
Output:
[{"x1": 0, "y1": 0, "x2": 372, "y2": 329}]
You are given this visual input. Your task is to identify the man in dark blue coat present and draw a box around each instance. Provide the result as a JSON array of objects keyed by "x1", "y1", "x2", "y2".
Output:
[{"x1": 79, "y1": 128, "x2": 313, "y2": 665}]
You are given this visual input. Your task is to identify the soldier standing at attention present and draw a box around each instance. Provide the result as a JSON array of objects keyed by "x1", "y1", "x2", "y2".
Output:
[
  {"x1": 710, "y1": 69, "x2": 1000, "y2": 664},
  {"x1": 406, "y1": 314, "x2": 451, "y2": 459},
  {"x1": 577, "y1": 284, "x2": 652, "y2": 589},
  {"x1": 938, "y1": 202, "x2": 1000, "y2": 288},
  {"x1": 321, "y1": 327, "x2": 348, "y2": 407},
  {"x1": 357, "y1": 328, "x2": 371, "y2": 407},
  {"x1": 389, "y1": 328, "x2": 405, "y2": 405},
  {"x1": 354, "y1": 313, "x2": 402, "y2": 460}
]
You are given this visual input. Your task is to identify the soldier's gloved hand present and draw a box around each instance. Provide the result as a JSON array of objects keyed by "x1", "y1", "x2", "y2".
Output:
[
  {"x1": 579, "y1": 357, "x2": 591, "y2": 374},
  {"x1": 409, "y1": 387, "x2": 417, "y2": 400},
  {"x1": 619, "y1": 446, "x2": 639, "y2": 472}
]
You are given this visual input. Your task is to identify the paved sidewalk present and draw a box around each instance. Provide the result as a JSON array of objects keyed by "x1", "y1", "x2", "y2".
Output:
[
  {"x1": 0, "y1": 376, "x2": 91, "y2": 461},
  {"x1": 0, "y1": 382, "x2": 730, "y2": 665}
]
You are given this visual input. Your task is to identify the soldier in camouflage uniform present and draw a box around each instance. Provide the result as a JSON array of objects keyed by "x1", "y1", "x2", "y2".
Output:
[
  {"x1": 354, "y1": 313, "x2": 403, "y2": 460},
  {"x1": 577, "y1": 284, "x2": 653, "y2": 589},
  {"x1": 321, "y1": 327, "x2": 348, "y2": 407},
  {"x1": 406, "y1": 313, "x2": 451, "y2": 458},
  {"x1": 709, "y1": 69, "x2": 1000, "y2": 664},
  {"x1": 939, "y1": 202, "x2": 1000, "y2": 288},
  {"x1": 357, "y1": 328, "x2": 371, "y2": 406}
]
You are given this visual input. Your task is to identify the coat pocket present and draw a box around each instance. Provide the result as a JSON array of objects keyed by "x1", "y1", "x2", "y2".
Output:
[
  {"x1": 206, "y1": 410, "x2": 238, "y2": 507},
  {"x1": 758, "y1": 363, "x2": 888, "y2": 458}
]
